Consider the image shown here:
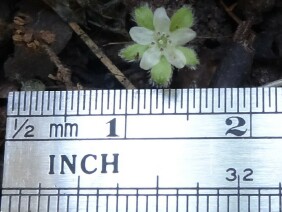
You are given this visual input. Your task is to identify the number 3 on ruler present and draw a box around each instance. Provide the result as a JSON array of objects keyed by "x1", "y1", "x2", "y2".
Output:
[
  {"x1": 107, "y1": 118, "x2": 118, "y2": 137},
  {"x1": 225, "y1": 116, "x2": 247, "y2": 136}
]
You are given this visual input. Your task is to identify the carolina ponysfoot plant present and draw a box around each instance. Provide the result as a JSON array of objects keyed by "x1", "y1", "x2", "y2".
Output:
[{"x1": 119, "y1": 5, "x2": 199, "y2": 87}]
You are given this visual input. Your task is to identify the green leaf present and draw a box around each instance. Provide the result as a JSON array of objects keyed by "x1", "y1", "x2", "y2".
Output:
[
  {"x1": 119, "y1": 44, "x2": 149, "y2": 61},
  {"x1": 150, "y1": 56, "x2": 172, "y2": 87},
  {"x1": 134, "y1": 5, "x2": 154, "y2": 30},
  {"x1": 170, "y1": 6, "x2": 194, "y2": 31},
  {"x1": 178, "y1": 47, "x2": 199, "y2": 69}
]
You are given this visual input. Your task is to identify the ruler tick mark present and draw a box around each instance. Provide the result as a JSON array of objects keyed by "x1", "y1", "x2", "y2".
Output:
[
  {"x1": 227, "y1": 195, "x2": 230, "y2": 212},
  {"x1": 231, "y1": 88, "x2": 233, "y2": 108},
  {"x1": 11, "y1": 92, "x2": 15, "y2": 112},
  {"x1": 180, "y1": 89, "x2": 183, "y2": 109},
  {"x1": 218, "y1": 88, "x2": 220, "y2": 109},
  {"x1": 149, "y1": 89, "x2": 152, "y2": 114},
  {"x1": 248, "y1": 195, "x2": 250, "y2": 212},
  {"x1": 279, "y1": 183, "x2": 282, "y2": 212},
  {"x1": 269, "y1": 196, "x2": 272, "y2": 212},
  {"x1": 18, "y1": 189, "x2": 22, "y2": 212},
  {"x1": 206, "y1": 88, "x2": 208, "y2": 108},
  {"x1": 269, "y1": 87, "x2": 271, "y2": 108},
  {"x1": 143, "y1": 89, "x2": 146, "y2": 110},
  {"x1": 193, "y1": 89, "x2": 196, "y2": 109},
  {"x1": 83, "y1": 90, "x2": 86, "y2": 111},
  {"x1": 176, "y1": 189, "x2": 179, "y2": 212},
  {"x1": 86, "y1": 195, "x2": 89, "y2": 211},
  {"x1": 37, "y1": 183, "x2": 41, "y2": 212},
  {"x1": 89, "y1": 90, "x2": 92, "y2": 115},
  {"x1": 211, "y1": 88, "x2": 214, "y2": 113},
  {"x1": 113, "y1": 90, "x2": 116, "y2": 115},
  {"x1": 166, "y1": 195, "x2": 169, "y2": 212},
  {"x1": 196, "y1": 183, "x2": 199, "y2": 212},
  {"x1": 35, "y1": 91, "x2": 39, "y2": 112},
  {"x1": 71, "y1": 90, "x2": 74, "y2": 111},
  {"x1": 244, "y1": 88, "x2": 246, "y2": 109},
  {"x1": 216, "y1": 188, "x2": 219, "y2": 212},
  {"x1": 207, "y1": 195, "x2": 209, "y2": 212},
  {"x1": 275, "y1": 87, "x2": 278, "y2": 113},
  {"x1": 156, "y1": 89, "x2": 159, "y2": 109},
  {"x1": 17, "y1": 92, "x2": 21, "y2": 116},
  {"x1": 23, "y1": 91, "x2": 27, "y2": 112},
  {"x1": 76, "y1": 176, "x2": 80, "y2": 211},
  {"x1": 168, "y1": 89, "x2": 171, "y2": 109},
  {"x1": 47, "y1": 91, "x2": 50, "y2": 111},
  {"x1": 107, "y1": 90, "x2": 110, "y2": 110},
  {"x1": 137, "y1": 89, "x2": 140, "y2": 114},
  {"x1": 237, "y1": 176, "x2": 240, "y2": 212},
  {"x1": 162, "y1": 89, "x2": 164, "y2": 114},
  {"x1": 131, "y1": 90, "x2": 134, "y2": 110},
  {"x1": 126, "y1": 195, "x2": 129, "y2": 212},
  {"x1": 116, "y1": 184, "x2": 119, "y2": 212},
  {"x1": 76, "y1": 90, "x2": 80, "y2": 115},
  {"x1": 156, "y1": 176, "x2": 159, "y2": 212}
]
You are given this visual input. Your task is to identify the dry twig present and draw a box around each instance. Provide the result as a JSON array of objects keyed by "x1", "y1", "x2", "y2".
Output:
[
  {"x1": 220, "y1": 0, "x2": 241, "y2": 24},
  {"x1": 68, "y1": 22, "x2": 136, "y2": 89},
  {"x1": 42, "y1": 0, "x2": 136, "y2": 89},
  {"x1": 42, "y1": 44, "x2": 73, "y2": 89},
  {"x1": 263, "y1": 79, "x2": 282, "y2": 87}
]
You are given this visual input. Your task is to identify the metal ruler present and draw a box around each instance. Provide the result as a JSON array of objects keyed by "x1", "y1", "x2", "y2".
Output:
[{"x1": 2, "y1": 88, "x2": 282, "y2": 211}]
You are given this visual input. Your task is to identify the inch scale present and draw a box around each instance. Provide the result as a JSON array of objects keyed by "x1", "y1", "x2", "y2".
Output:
[{"x1": 2, "y1": 88, "x2": 282, "y2": 211}]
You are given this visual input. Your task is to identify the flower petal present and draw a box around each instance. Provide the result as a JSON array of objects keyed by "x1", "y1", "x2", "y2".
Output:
[
  {"x1": 150, "y1": 56, "x2": 172, "y2": 87},
  {"x1": 153, "y1": 7, "x2": 170, "y2": 33},
  {"x1": 177, "y1": 47, "x2": 199, "y2": 69},
  {"x1": 140, "y1": 47, "x2": 161, "y2": 70},
  {"x1": 119, "y1": 44, "x2": 149, "y2": 61},
  {"x1": 170, "y1": 28, "x2": 196, "y2": 45},
  {"x1": 134, "y1": 5, "x2": 154, "y2": 30},
  {"x1": 170, "y1": 6, "x2": 194, "y2": 31},
  {"x1": 129, "y1": 27, "x2": 154, "y2": 45},
  {"x1": 163, "y1": 47, "x2": 186, "y2": 68}
]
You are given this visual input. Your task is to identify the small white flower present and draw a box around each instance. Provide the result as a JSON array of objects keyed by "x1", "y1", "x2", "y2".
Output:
[
  {"x1": 120, "y1": 5, "x2": 199, "y2": 87},
  {"x1": 130, "y1": 7, "x2": 196, "y2": 70}
]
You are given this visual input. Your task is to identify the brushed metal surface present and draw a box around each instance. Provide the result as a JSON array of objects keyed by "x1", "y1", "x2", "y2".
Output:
[{"x1": 2, "y1": 88, "x2": 282, "y2": 211}]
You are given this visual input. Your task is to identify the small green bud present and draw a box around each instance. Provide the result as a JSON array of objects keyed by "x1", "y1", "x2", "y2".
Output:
[
  {"x1": 170, "y1": 6, "x2": 194, "y2": 31},
  {"x1": 119, "y1": 44, "x2": 149, "y2": 61},
  {"x1": 134, "y1": 5, "x2": 154, "y2": 30},
  {"x1": 150, "y1": 56, "x2": 172, "y2": 87},
  {"x1": 178, "y1": 47, "x2": 199, "y2": 69}
]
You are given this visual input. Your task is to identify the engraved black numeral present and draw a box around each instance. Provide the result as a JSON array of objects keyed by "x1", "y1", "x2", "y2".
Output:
[
  {"x1": 225, "y1": 116, "x2": 247, "y2": 136},
  {"x1": 226, "y1": 168, "x2": 254, "y2": 182},
  {"x1": 107, "y1": 118, "x2": 118, "y2": 137},
  {"x1": 226, "y1": 168, "x2": 237, "y2": 181},
  {"x1": 24, "y1": 125, "x2": 34, "y2": 137},
  {"x1": 243, "y1": 168, "x2": 254, "y2": 181}
]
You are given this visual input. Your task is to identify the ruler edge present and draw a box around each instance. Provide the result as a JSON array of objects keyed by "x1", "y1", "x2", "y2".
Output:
[{"x1": 5, "y1": 88, "x2": 282, "y2": 117}]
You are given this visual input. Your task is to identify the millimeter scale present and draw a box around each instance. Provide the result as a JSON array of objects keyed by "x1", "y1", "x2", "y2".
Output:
[{"x1": 2, "y1": 88, "x2": 282, "y2": 211}]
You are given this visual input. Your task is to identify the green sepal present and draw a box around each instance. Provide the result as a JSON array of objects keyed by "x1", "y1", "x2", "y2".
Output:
[
  {"x1": 178, "y1": 47, "x2": 199, "y2": 69},
  {"x1": 150, "y1": 56, "x2": 172, "y2": 87},
  {"x1": 170, "y1": 6, "x2": 194, "y2": 31},
  {"x1": 134, "y1": 5, "x2": 154, "y2": 30},
  {"x1": 119, "y1": 44, "x2": 149, "y2": 61}
]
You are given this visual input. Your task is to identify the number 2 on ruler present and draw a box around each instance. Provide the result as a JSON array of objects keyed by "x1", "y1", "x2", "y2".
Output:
[{"x1": 225, "y1": 116, "x2": 247, "y2": 136}]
